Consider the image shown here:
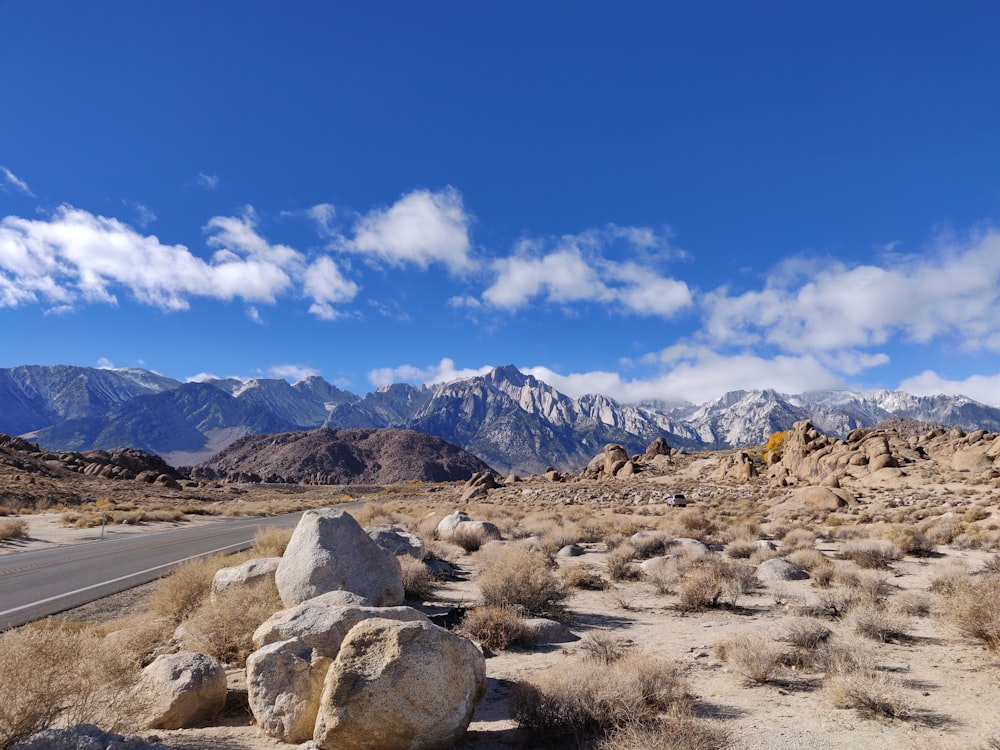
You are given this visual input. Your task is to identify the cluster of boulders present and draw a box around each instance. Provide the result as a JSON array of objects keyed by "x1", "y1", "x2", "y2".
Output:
[
  {"x1": 128, "y1": 509, "x2": 486, "y2": 750},
  {"x1": 0, "y1": 434, "x2": 180, "y2": 487},
  {"x1": 769, "y1": 420, "x2": 1000, "y2": 489},
  {"x1": 580, "y1": 437, "x2": 678, "y2": 480}
]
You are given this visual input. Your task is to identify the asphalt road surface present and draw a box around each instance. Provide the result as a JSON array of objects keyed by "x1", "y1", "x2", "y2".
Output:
[{"x1": 0, "y1": 512, "x2": 309, "y2": 630}]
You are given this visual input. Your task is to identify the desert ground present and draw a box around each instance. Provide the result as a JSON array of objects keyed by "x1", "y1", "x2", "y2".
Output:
[{"x1": 1, "y1": 430, "x2": 999, "y2": 750}]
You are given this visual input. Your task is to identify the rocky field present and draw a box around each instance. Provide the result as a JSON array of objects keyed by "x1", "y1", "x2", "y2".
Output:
[{"x1": 1, "y1": 420, "x2": 999, "y2": 749}]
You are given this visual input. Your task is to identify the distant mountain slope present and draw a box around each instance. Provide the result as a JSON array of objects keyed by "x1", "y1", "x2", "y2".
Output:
[
  {"x1": 0, "y1": 365, "x2": 179, "y2": 434},
  {"x1": 32, "y1": 382, "x2": 296, "y2": 458},
  {"x1": 4, "y1": 364, "x2": 1000, "y2": 474},
  {"x1": 192, "y1": 427, "x2": 492, "y2": 484}
]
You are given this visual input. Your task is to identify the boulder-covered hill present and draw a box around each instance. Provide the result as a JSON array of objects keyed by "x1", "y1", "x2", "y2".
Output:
[{"x1": 189, "y1": 428, "x2": 493, "y2": 485}]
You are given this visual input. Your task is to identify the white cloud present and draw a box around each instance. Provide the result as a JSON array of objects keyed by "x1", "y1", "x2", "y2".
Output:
[
  {"x1": 524, "y1": 349, "x2": 841, "y2": 404},
  {"x1": 481, "y1": 227, "x2": 692, "y2": 317},
  {"x1": 267, "y1": 364, "x2": 320, "y2": 382},
  {"x1": 367, "y1": 357, "x2": 494, "y2": 388},
  {"x1": 0, "y1": 204, "x2": 357, "y2": 317},
  {"x1": 703, "y1": 228, "x2": 1000, "y2": 355},
  {"x1": 197, "y1": 172, "x2": 219, "y2": 190},
  {"x1": 307, "y1": 203, "x2": 337, "y2": 236},
  {"x1": 186, "y1": 372, "x2": 222, "y2": 382},
  {"x1": 1, "y1": 167, "x2": 35, "y2": 197},
  {"x1": 898, "y1": 370, "x2": 1000, "y2": 407},
  {"x1": 123, "y1": 200, "x2": 156, "y2": 228},
  {"x1": 246, "y1": 306, "x2": 263, "y2": 324},
  {"x1": 369, "y1": 351, "x2": 843, "y2": 404},
  {"x1": 304, "y1": 256, "x2": 360, "y2": 320},
  {"x1": 346, "y1": 187, "x2": 473, "y2": 273},
  {"x1": 96, "y1": 357, "x2": 116, "y2": 369}
]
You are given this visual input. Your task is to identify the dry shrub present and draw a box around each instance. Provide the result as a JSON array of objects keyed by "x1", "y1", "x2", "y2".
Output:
[
  {"x1": 539, "y1": 524, "x2": 582, "y2": 555},
  {"x1": 850, "y1": 603, "x2": 910, "y2": 642},
  {"x1": 607, "y1": 543, "x2": 641, "y2": 581},
  {"x1": 840, "y1": 539, "x2": 903, "y2": 569},
  {"x1": 182, "y1": 578, "x2": 283, "y2": 665},
  {"x1": 785, "y1": 548, "x2": 828, "y2": 571},
  {"x1": 822, "y1": 669, "x2": 912, "y2": 719},
  {"x1": 98, "y1": 615, "x2": 176, "y2": 666},
  {"x1": 452, "y1": 524, "x2": 500, "y2": 553},
  {"x1": 147, "y1": 556, "x2": 223, "y2": 623},
  {"x1": 350, "y1": 502, "x2": 396, "y2": 527},
  {"x1": 398, "y1": 555, "x2": 436, "y2": 600},
  {"x1": 561, "y1": 563, "x2": 605, "y2": 590},
  {"x1": 780, "y1": 617, "x2": 831, "y2": 650},
  {"x1": 0, "y1": 518, "x2": 28, "y2": 542},
  {"x1": 0, "y1": 620, "x2": 147, "y2": 748},
  {"x1": 478, "y1": 547, "x2": 567, "y2": 618},
  {"x1": 675, "y1": 510, "x2": 717, "y2": 541},
  {"x1": 781, "y1": 528, "x2": 817, "y2": 551},
  {"x1": 593, "y1": 707, "x2": 732, "y2": 750},
  {"x1": 631, "y1": 531, "x2": 671, "y2": 558},
  {"x1": 799, "y1": 587, "x2": 861, "y2": 620},
  {"x1": 845, "y1": 571, "x2": 894, "y2": 605},
  {"x1": 676, "y1": 558, "x2": 757, "y2": 612},
  {"x1": 724, "y1": 539, "x2": 758, "y2": 559},
  {"x1": 143, "y1": 509, "x2": 186, "y2": 523},
  {"x1": 579, "y1": 632, "x2": 631, "y2": 664},
  {"x1": 510, "y1": 652, "x2": 689, "y2": 741},
  {"x1": 461, "y1": 606, "x2": 531, "y2": 650},
  {"x1": 964, "y1": 505, "x2": 991, "y2": 523},
  {"x1": 882, "y1": 525, "x2": 935, "y2": 557},
  {"x1": 935, "y1": 572, "x2": 1000, "y2": 650},
  {"x1": 893, "y1": 591, "x2": 932, "y2": 617},
  {"x1": 252, "y1": 526, "x2": 293, "y2": 557},
  {"x1": 714, "y1": 634, "x2": 785, "y2": 685}
]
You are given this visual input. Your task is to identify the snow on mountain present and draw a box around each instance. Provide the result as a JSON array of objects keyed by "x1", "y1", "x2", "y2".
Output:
[{"x1": 4, "y1": 364, "x2": 1000, "y2": 474}]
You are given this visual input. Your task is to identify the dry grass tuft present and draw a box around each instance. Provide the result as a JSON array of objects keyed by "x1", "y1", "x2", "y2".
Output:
[
  {"x1": 822, "y1": 669, "x2": 912, "y2": 719},
  {"x1": 398, "y1": 555, "x2": 436, "y2": 600},
  {"x1": 461, "y1": 605, "x2": 532, "y2": 650},
  {"x1": 839, "y1": 539, "x2": 903, "y2": 569},
  {"x1": 675, "y1": 558, "x2": 758, "y2": 612},
  {"x1": 560, "y1": 562, "x2": 605, "y2": 590},
  {"x1": 593, "y1": 707, "x2": 733, "y2": 750},
  {"x1": 478, "y1": 547, "x2": 568, "y2": 618},
  {"x1": 0, "y1": 518, "x2": 28, "y2": 542},
  {"x1": 850, "y1": 603, "x2": 910, "y2": 642},
  {"x1": 714, "y1": 634, "x2": 785, "y2": 685},
  {"x1": 578, "y1": 632, "x2": 631, "y2": 663},
  {"x1": 607, "y1": 543, "x2": 641, "y2": 581},
  {"x1": 510, "y1": 652, "x2": 690, "y2": 742},
  {"x1": 780, "y1": 617, "x2": 831, "y2": 649},
  {"x1": 252, "y1": 526, "x2": 293, "y2": 557},
  {"x1": 934, "y1": 572, "x2": 1000, "y2": 651},
  {"x1": 181, "y1": 578, "x2": 283, "y2": 665},
  {"x1": 0, "y1": 620, "x2": 147, "y2": 748}
]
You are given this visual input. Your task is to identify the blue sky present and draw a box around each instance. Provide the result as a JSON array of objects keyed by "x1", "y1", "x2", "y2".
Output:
[{"x1": 2, "y1": 2, "x2": 1000, "y2": 404}]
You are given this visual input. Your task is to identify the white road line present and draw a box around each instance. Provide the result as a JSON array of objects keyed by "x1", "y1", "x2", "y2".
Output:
[{"x1": 0, "y1": 540, "x2": 251, "y2": 619}]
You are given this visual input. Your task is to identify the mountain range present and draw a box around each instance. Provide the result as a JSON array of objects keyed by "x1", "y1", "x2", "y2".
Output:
[{"x1": 2, "y1": 364, "x2": 999, "y2": 475}]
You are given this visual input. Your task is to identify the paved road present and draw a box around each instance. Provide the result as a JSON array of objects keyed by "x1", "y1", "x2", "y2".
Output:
[{"x1": 0, "y1": 512, "x2": 308, "y2": 630}]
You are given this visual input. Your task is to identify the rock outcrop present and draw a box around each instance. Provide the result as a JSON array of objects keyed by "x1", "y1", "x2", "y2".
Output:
[
  {"x1": 275, "y1": 509, "x2": 404, "y2": 607},
  {"x1": 139, "y1": 652, "x2": 227, "y2": 729},
  {"x1": 313, "y1": 618, "x2": 486, "y2": 750}
]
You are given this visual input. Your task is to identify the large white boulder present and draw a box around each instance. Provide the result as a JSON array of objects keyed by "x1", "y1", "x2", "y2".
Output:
[
  {"x1": 435, "y1": 511, "x2": 471, "y2": 540},
  {"x1": 313, "y1": 618, "x2": 486, "y2": 750},
  {"x1": 253, "y1": 599, "x2": 430, "y2": 657},
  {"x1": 246, "y1": 638, "x2": 332, "y2": 743},
  {"x1": 139, "y1": 652, "x2": 227, "y2": 729},
  {"x1": 367, "y1": 523, "x2": 426, "y2": 559},
  {"x1": 275, "y1": 509, "x2": 404, "y2": 607},
  {"x1": 211, "y1": 556, "x2": 281, "y2": 602}
]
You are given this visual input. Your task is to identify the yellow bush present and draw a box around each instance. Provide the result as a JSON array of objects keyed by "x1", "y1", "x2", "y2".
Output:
[{"x1": 763, "y1": 430, "x2": 789, "y2": 461}]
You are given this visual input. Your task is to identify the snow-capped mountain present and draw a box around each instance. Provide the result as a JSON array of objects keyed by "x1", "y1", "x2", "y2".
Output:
[{"x1": 3, "y1": 364, "x2": 1000, "y2": 474}]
